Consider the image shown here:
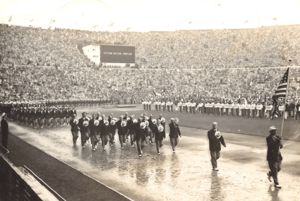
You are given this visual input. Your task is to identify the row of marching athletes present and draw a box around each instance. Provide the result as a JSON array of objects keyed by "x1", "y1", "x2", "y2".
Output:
[
  {"x1": 69, "y1": 113, "x2": 182, "y2": 157},
  {"x1": 10, "y1": 106, "x2": 76, "y2": 128},
  {"x1": 143, "y1": 101, "x2": 300, "y2": 119}
]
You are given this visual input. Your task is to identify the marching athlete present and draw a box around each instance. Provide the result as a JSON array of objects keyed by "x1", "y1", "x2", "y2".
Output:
[
  {"x1": 152, "y1": 119, "x2": 165, "y2": 154},
  {"x1": 89, "y1": 114, "x2": 96, "y2": 150},
  {"x1": 169, "y1": 118, "x2": 181, "y2": 152},
  {"x1": 136, "y1": 121, "x2": 147, "y2": 157},
  {"x1": 266, "y1": 126, "x2": 283, "y2": 188},
  {"x1": 127, "y1": 115, "x2": 136, "y2": 147},
  {"x1": 69, "y1": 114, "x2": 79, "y2": 146},
  {"x1": 91, "y1": 118, "x2": 101, "y2": 151},
  {"x1": 207, "y1": 122, "x2": 226, "y2": 171},
  {"x1": 101, "y1": 120, "x2": 110, "y2": 150},
  {"x1": 117, "y1": 117, "x2": 128, "y2": 149},
  {"x1": 78, "y1": 112, "x2": 90, "y2": 148},
  {"x1": 108, "y1": 118, "x2": 117, "y2": 146},
  {"x1": 127, "y1": 115, "x2": 135, "y2": 147}
]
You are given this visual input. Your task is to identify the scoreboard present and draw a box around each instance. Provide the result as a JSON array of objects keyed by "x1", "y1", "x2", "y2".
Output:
[{"x1": 100, "y1": 45, "x2": 135, "y2": 64}]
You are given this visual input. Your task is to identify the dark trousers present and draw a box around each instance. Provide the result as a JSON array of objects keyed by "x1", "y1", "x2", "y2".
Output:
[
  {"x1": 155, "y1": 139, "x2": 163, "y2": 153},
  {"x1": 170, "y1": 137, "x2": 178, "y2": 151},
  {"x1": 295, "y1": 111, "x2": 300, "y2": 120},
  {"x1": 136, "y1": 138, "x2": 144, "y2": 155},
  {"x1": 268, "y1": 160, "x2": 281, "y2": 185},
  {"x1": 210, "y1": 151, "x2": 220, "y2": 169},
  {"x1": 119, "y1": 134, "x2": 126, "y2": 147},
  {"x1": 71, "y1": 130, "x2": 79, "y2": 145},
  {"x1": 1, "y1": 134, "x2": 8, "y2": 148},
  {"x1": 109, "y1": 132, "x2": 115, "y2": 145},
  {"x1": 101, "y1": 135, "x2": 109, "y2": 148},
  {"x1": 80, "y1": 131, "x2": 89, "y2": 146},
  {"x1": 91, "y1": 134, "x2": 100, "y2": 148},
  {"x1": 130, "y1": 133, "x2": 135, "y2": 146}
]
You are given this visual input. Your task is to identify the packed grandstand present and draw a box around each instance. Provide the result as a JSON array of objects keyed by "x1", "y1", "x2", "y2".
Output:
[{"x1": 1, "y1": 24, "x2": 300, "y2": 105}]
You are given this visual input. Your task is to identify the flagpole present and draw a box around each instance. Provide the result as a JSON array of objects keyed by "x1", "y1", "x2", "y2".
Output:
[{"x1": 280, "y1": 67, "x2": 290, "y2": 137}]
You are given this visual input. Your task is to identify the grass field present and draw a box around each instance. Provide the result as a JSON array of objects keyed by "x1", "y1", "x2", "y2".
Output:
[{"x1": 77, "y1": 105, "x2": 300, "y2": 141}]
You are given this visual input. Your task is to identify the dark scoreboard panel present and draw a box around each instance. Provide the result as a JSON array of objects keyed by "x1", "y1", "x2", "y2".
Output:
[{"x1": 100, "y1": 45, "x2": 135, "y2": 63}]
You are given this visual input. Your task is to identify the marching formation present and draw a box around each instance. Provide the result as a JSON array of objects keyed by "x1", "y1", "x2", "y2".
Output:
[
  {"x1": 9, "y1": 105, "x2": 76, "y2": 129},
  {"x1": 70, "y1": 112, "x2": 182, "y2": 157}
]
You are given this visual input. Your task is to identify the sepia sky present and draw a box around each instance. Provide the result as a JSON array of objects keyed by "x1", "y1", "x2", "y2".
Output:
[{"x1": 0, "y1": 0, "x2": 300, "y2": 31}]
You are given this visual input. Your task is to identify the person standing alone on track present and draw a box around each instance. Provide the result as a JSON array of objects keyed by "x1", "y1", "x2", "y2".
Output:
[
  {"x1": 266, "y1": 126, "x2": 283, "y2": 189},
  {"x1": 1, "y1": 113, "x2": 9, "y2": 149},
  {"x1": 207, "y1": 122, "x2": 226, "y2": 171}
]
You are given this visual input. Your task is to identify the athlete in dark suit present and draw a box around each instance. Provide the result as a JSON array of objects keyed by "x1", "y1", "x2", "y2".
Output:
[
  {"x1": 69, "y1": 114, "x2": 79, "y2": 146},
  {"x1": 169, "y1": 118, "x2": 181, "y2": 152},
  {"x1": 78, "y1": 112, "x2": 90, "y2": 148},
  {"x1": 266, "y1": 126, "x2": 283, "y2": 188},
  {"x1": 207, "y1": 122, "x2": 226, "y2": 171},
  {"x1": 136, "y1": 122, "x2": 147, "y2": 157}
]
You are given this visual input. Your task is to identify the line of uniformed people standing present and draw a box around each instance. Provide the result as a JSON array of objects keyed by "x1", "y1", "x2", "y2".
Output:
[{"x1": 143, "y1": 101, "x2": 277, "y2": 118}]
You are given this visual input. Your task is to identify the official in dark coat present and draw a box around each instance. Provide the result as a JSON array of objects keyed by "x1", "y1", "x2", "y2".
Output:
[
  {"x1": 169, "y1": 118, "x2": 181, "y2": 152},
  {"x1": 1, "y1": 113, "x2": 9, "y2": 148},
  {"x1": 266, "y1": 126, "x2": 283, "y2": 188},
  {"x1": 207, "y1": 122, "x2": 226, "y2": 171}
]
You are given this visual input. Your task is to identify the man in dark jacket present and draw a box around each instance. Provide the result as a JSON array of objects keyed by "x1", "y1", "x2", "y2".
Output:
[
  {"x1": 169, "y1": 118, "x2": 181, "y2": 152},
  {"x1": 78, "y1": 112, "x2": 90, "y2": 148},
  {"x1": 207, "y1": 122, "x2": 226, "y2": 171},
  {"x1": 1, "y1": 113, "x2": 9, "y2": 148},
  {"x1": 266, "y1": 126, "x2": 283, "y2": 188},
  {"x1": 69, "y1": 114, "x2": 79, "y2": 146}
]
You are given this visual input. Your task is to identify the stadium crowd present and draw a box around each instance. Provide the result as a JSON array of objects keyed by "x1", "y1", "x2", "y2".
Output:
[
  {"x1": 1, "y1": 24, "x2": 299, "y2": 68},
  {"x1": 1, "y1": 24, "x2": 300, "y2": 115},
  {"x1": 2, "y1": 63, "x2": 299, "y2": 106}
]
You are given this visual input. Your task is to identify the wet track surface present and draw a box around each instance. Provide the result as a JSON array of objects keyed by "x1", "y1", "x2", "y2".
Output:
[{"x1": 8, "y1": 122, "x2": 300, "y2": 201}]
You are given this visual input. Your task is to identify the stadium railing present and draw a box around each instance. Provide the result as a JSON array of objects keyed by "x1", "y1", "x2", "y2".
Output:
[
  {"x1": 0, "y1": 145, "x2": 66, "y2": 201},
  {"x1": 23, "y1": 165, "x2": 66, "y2": 201}
]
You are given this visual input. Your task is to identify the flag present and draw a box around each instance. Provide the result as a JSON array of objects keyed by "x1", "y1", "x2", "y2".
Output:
[{"x1": 273, "y1": 68, "x2": 289, "y2": 98}]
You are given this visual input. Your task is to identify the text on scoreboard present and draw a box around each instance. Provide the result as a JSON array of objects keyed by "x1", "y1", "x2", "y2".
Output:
[{"x1": 100, "y1": 45, "x2": 135, "y2": 63}]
